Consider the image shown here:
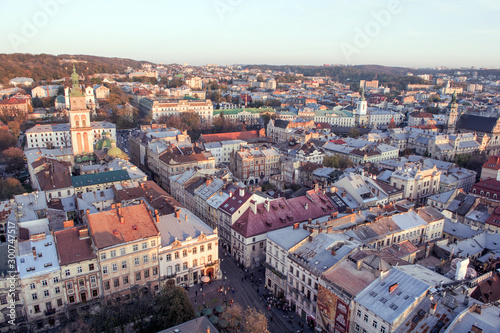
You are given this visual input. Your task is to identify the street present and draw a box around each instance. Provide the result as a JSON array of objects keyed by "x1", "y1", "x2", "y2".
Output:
[{"x1": 186, "y1": 247, "x2": 316, "y2": 333}]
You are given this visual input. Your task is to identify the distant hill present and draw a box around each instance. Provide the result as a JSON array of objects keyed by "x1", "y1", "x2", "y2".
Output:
[
  {"x1": 0, "y1": 53, "x2": 152, "y2": 85},
  {"x1": 244, "y1": 64, "x2": 428, "y2": 91}
]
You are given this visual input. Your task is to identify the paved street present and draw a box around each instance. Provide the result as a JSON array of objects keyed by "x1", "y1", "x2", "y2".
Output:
[{"x1": 186, "y1": 247, "x2": 316, "y2": 333}]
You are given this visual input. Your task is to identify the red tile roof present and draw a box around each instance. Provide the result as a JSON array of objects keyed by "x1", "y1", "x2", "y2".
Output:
[
  {"x1": 409, "y1": 111, "x2": 434, "y2": 118},
  {"x1": 483, "y1": 155, "x2": 500, "y2": 171},
  {"x1": 199, "y1": 130, "x2": 263, "y2": 143},
  {"x1": 55, "y1": 226, "x2": 95, "y2": 265},
  {"x1": 113, "y1": 181, "x2": 182, "y2": 215},
  {"x1": 471, "y1": 179, "x2": 500, "y2": 200},
  {"x1": 87, "y1": 203, "x2": 159, "y2": 249},
  {"x1": 486, "y1": 206, "x2": 500, "y2": 229},
  {"x1": 219, "y1": 189, "x2": 252, "y2": 216},
  {"x1": 231, "y1": 190, "x2": 337, "y2": 238}
]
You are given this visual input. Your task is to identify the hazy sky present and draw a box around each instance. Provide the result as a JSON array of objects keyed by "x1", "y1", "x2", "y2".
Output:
[{"x1": 1, "y1": 0, "x2": 499, "y2": 68}]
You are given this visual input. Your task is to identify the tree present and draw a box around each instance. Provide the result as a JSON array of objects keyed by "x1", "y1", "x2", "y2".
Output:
[
  {"x1": 347, "y1": 128, "x2": 360, "y2": 138},
  {"x1": 0, "y1": 129, "x2": 17, "y2": 150},
  {"x1": 3, "y1": 147, "x2": 25, "y2": 174},
  {"x1": 148, "y1": 284, "x2": 195, "y2": 331},
  {"x1": 0, "y1": 178, "x2": 25, "y2": 200},
  {"x1": 256, "y1": 75, "x2": 264, "y2": 82},
  {"x1": 429, "y1": 94, "x2": 441, "y2": 103},
  {"x1": 402, "y1": 148, "x2": 413, "y2": 156},
  {"x1": 7, "y1": 121, "x2": 20, "y2": 137},
  {"x1": 180, "y1": 112, "x2": 201, "y2": 131},
  {"x1": 241, "y1": 306, "x2": 268, "y2": 333},
  {"x1": 323, "y1": 155, "x2": 353, "y2": 169},
  {"x1": 222, "y1": 304, "x2": 243, "y2": 333}
]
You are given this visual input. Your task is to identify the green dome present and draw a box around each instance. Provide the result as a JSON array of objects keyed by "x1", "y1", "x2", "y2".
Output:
[
  {"x1": 107, "y1": 147, "x2": 124, "y2": 157},
  {"x1": 95, "y1": 138, "x2": 112, "y2": 150}
]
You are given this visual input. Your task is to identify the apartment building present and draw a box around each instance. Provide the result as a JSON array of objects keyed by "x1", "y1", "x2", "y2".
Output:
[
  {"x1": 230, "y1": 146, "x2": 281, "y2": 185},
  {"x1": 87, "y1": 203, "x2": 161, "y2": 300},
  {"x1": 231, "y1": 190, "x2": 338, "y2": 268},
  {"x1": 157, "y1": 208, "x2": 219, "y2": 287},
  {"x1": 346, "y1": 206, "x2": 445, "y2": 249},
  {"x1": 390, "y1": 166, "x2": 441, "y2": 202},
  {"x1": 140, "y1": 98, "x2": 213, "y2": 123},
  {"x1": 16, "y1": 219, "x2": 64, "y2": 329},
  {"x1": 54, "y1": 224, "x2": 100, "y2": 311}
]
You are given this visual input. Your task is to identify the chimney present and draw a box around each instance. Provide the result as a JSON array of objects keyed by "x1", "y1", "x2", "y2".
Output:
[
  {"x1": 239, "y1": 188, "x2": 244, "y2": 197},
  {"x1": 185, "y1": 214, "x2": 188, "y2": 221},
  {"x1": 156, "y1": 215, "x2": 160, "y2": 223},
  {"x1": 120, "y1": 216, "x2": 125, "y2": 224},
  {"x1": 206, "y1": 178, "x2": 211, "y2": 186},
  {"x1": 175, "y1": 209, "x2": 180, "y2": 218},
  {"x1": 314, "y1": 183, "x2": 319, "y2": 192},
  {"x1": 86, "y1": 209, "x2": 90, "y2": 215},
  {"x1": 250, "y1": 200, "x2": 257, "y2": 214},
  {"x1": 356, "y1": 259, "x2": 363, "y2": 271},
  {"x1": 154, "y1": 209, "x2": 158, "y2": 216},
  {"x1": 293, "y1": 223, "x2": 299, "y2": 229},
  {"x1": 207, "y1": 327, "x2": 210, "y2": 333},
  {"x1": 32, "y1": 247, "x2": 37, "y2": 259},
  {"x1": 79, "y1": 228, "x2": 89, "y2": 239},
  {"x1": 471, "y1": 325, "x2": 483, "y2": 333},
  {"x1": 429, "y1": 302, "x2": 437, "y2": 315},
  {"x1": 265, "y1": 200, "x2": 270, "y2": 212},
  {"x1": 331, "y1": 249, "x2": 336, "y2": 256},
  {"x1": 63, "y1": 220, "x2": 74, "y2": 229},
  {"x1": 304, "y1": 203, "x2": 309, "y2": 210}
]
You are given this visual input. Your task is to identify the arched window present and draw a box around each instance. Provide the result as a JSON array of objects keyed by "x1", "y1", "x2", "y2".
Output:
[
  {"x1": 81, "y1": 115, "x2": 87, "y2": 127},
  {"x1": 74, "y1": 115, "x2": 80, "y2": 127}
]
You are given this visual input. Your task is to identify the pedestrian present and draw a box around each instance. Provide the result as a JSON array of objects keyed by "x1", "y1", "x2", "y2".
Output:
[
  {"x1": 195, "y1": 291, "x2": 198, "y2": 297},
  {"x1": 241, "y1": 277, "x2": 244, "y2": 282},
  {"x1": 270, "y1": 316, "x2": 273, "y2": 322},
  {"x1": 203, "y1": 292, "x2": 205, "y2": 298},
  {"x1": 200, "y1": 287, "x2": 203, "y2": 292}
]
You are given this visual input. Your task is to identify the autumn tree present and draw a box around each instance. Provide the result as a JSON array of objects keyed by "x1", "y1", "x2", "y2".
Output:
[
  {"x1": 7, "y1": 121, "x2": 20, "y2": 137},
  {"x1": 323, "y1": 155, "x2": 353, "y2": 169},
  {"x1": 241, "y1": 306, "x2": 268, "y2": 333},
  {"x1": 0, "y1": 178, "x2": 25, "y2": 200},
  {"x1": 2, "y1": 147, "x2": 25, "y2": 174},
  {"x1": 0, "y1": 129, "x2": 17, "y2": 150},
  {"x1": 222, "y1": 303, "x2": 243, "y2": 333}
]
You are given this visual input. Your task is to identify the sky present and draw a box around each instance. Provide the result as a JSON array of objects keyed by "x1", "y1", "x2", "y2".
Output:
[{"x1": 1, "y1": 0, "x2": 499, "y2": 68}]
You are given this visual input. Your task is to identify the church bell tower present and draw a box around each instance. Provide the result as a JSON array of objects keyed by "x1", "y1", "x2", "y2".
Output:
[{"x1": 68, "y1": 66, "x2": 94, "y2": 156}]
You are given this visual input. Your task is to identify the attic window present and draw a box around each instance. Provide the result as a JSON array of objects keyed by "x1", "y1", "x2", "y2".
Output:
[
  {"x1": 44, "y1": 262, "x2": 52, "y2": 267},
  {"x1": 20, "y1": 258, "x2": 25, "y2": 263},
  {"x1": 369, "y1": 291, "x2": 378, "y2": 297},
  {"x1": 44, "y1": 242, "x2": 52, "y2": 246},
  {"x1": 404, "y1": 295, "x2": 409, "y2": 300},
  {"x1": 38, "y1": 253, "x2": 43, "y2": 257},
  {"x1": 389, "y1": 304, "x2": 399, "y2": 310}
]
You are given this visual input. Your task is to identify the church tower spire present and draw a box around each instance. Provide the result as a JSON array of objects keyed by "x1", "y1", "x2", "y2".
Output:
[{"x1": 446, "y1": 92, "x2": 458, "y2": 134}]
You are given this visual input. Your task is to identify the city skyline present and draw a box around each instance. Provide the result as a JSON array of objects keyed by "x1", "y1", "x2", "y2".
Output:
[{"x1": 1, "y1": 0, "x2": 499, "y2": 68}]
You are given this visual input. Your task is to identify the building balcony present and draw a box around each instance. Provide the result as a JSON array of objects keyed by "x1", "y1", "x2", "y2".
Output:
[{"x1": 44, "y1": 308, "x2": 56, "y2": 316}]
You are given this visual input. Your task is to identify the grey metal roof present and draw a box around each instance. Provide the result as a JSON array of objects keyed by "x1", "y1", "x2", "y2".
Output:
[
  {"x1": 266, "y1": 225, "x2": 310, "y2": 250},
  {"x1": 354, "y1": 267, "x2": 430, "y2": 324},
  {"x1": 157, "y1": 208, "x2": 214, "y2": 246}
]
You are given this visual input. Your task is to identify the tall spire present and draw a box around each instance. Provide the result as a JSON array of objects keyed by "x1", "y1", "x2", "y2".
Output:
[
  {"x1": 69, "y1": 65, "x2": 84, "y2": 97},
  {"x1": 361, "y1": 88, "x2": 366, "y2": 101}
]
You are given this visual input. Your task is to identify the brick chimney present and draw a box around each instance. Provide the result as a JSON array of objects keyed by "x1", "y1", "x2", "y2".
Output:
[
  {"x1": 175, "y1": 209, "x2": 180, "y2": 218},
  {"x1": 63, "y1": 220, "x2": 74, "y2": 229},
  {"x1": 185, "y1": 214, "x2": 188, "y2": 221}
]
